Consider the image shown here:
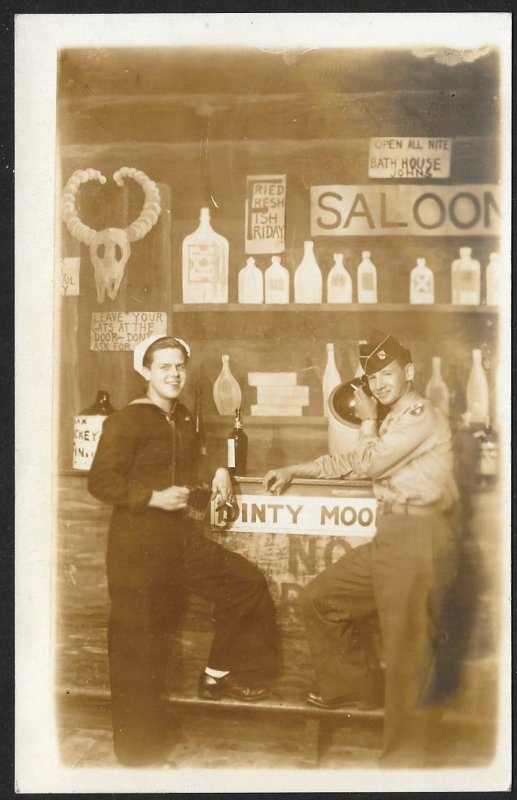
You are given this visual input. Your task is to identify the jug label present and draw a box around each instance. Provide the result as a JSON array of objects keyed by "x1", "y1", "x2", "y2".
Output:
[
  {"x1": 188, "y1": 244, "x2": 221, "y2": 283},
  {"x1": 361, "y1": 273, "x2": 375, "y2": 291},
  {"x1": 227, "y1": 439, "x2": 236, "y2": 468}
]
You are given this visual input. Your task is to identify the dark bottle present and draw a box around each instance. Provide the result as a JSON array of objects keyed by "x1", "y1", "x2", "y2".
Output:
[
  {"x1": 74, "y1": 390, "x2": 115, "y2": 471},
  {"x1": 80, "y1": 390, "x2": 115, "y2": 416},
  {"x1": 194, "y1": 385, "x2": 208, "y2": 467},
  {"x1": 227, "y1": 408, "x2": 248, "y2": 476},
  {"x1": 473, "y1": 422, "x2": 498, "y2": 489}
]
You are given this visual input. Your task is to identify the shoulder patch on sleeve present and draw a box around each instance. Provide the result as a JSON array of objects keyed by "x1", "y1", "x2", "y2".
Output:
[{"x1": 409, "y1": 402, "x2": 425, "y2": 416}]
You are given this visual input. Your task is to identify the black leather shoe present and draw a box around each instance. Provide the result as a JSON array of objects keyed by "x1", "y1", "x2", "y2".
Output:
[
  {"x1": 198, "y1": 672, "x2": 270, "y2": 702},
  {"x1": 305, "y1": 691, "x2": 380, "y2": 710},
  {"x1": 305, "y1": 691, "x2": 352, "y2": 709}
]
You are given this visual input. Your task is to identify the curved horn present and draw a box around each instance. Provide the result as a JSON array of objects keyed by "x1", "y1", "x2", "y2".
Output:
[
  {"x1": 62, "y1": 169, "x2": 106, "y2": 245},
  {"x1": 114, "y1": 167, "x2": 162, "y2": 243}
]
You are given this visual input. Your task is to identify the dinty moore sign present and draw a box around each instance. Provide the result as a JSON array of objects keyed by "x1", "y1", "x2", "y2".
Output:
[
  {"x1": 211, "y1": 493, "x2": 377, "y2": 538},
  {"x1": 310, "y1": 184, "x2": 500, "y2": 237}
]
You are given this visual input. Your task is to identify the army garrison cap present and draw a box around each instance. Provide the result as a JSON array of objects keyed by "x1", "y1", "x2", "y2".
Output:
[
  {"x1": 133, "y1": 334, "x2": 191, "y2": 377},
  {"x1": 359, "y1": 330, "x2": 412, "y2": 376}
]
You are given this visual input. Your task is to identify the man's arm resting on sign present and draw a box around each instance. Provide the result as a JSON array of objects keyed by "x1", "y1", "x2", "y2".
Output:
[{"x1": 263, "y1": 455, "x2": 354, "y2": 495}]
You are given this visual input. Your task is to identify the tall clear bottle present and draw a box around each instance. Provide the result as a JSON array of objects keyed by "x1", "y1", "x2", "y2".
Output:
[
  {"x1": 213, "y1": 354, "x2": 242, "y2": 416},
  {"x1": 322, "y1": 343, "x2": 341, "y2": 418},
  {"x1": 327, "y1": 253, "x2": 352, "y2": 303},
  {"x1": 357, "y1": 251, "x2": 377, "y2": 303},
  {"x1": 410, "y1": 257, "x2": 434, "y2": 304},
  {"x1": 238, "y1": 257, "x2": 264, "y2": 304},
  {"x1": 182, "y1": 207, "x2": 229, "y2": 303},
  {"x1": 354, "y1": 339, "x2": 367, "y2": 377},
  {"x1": 466, "y1": 349, "x2": 489, "y2": 424},
  {"x1": 425, "y1": 357, "x2": 449, "y2": 416},
  {"x1": 265, "y1": 256, "x2": 289, "y2": 304},
  {"x1": 485, "y1": 252, "x2": 500, "y2": 306},
  {"x1": 451, "y1": 247, "x2": 480, "y2": 306},
  {"x1": 447, "y1": 365, "x2": 467, "y2": 424},
  {"x1": 294, "y1": 241, "x2": 322, "y2": 303}
]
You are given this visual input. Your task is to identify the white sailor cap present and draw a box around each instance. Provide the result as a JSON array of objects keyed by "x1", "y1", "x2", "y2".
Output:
[{"x1": 133, "y1": 335, "x2": 191, "y2": 377}]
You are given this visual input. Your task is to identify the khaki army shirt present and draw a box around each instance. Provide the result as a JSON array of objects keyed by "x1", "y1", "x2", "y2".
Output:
[{"x1": 313, "y1": 390, "x2": 458, "y2": 510}]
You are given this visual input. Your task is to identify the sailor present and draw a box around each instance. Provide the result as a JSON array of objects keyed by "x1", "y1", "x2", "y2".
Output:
[{"x1": 89, "y1": 334, "x2": 278, "y2": 766}]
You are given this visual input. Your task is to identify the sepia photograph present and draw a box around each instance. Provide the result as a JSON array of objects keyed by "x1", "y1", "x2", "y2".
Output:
[{"x1": 15, "y1": 12, "x2": 511, "y2": 793}]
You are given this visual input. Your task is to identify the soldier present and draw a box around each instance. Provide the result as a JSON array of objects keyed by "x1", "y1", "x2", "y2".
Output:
[
  {"x1": 263, "y1": 330, "x2": 459, "y2": 766},
  {"x1": 89, "y1": 335, "x2": 278, "y2": 767}
]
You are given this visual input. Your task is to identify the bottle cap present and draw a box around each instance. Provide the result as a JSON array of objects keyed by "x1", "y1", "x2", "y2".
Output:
[
  {"x1": 272, "y1": 256, "x2": 281, "y2": 264},
  {"x1": 417, "y1": 257, "x2": 426, "y2": 266},
  {"x1": 459, "y1": 247, "x2": 472, "y2": 257},
  {"x1": 362, "y1": 251, "x2": 371, "y2": 258}
]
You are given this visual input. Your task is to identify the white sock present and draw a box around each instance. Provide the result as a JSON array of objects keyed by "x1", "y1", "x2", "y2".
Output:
[{"x1": 205, "y1": 667, "x2": 230, "y2": 679}]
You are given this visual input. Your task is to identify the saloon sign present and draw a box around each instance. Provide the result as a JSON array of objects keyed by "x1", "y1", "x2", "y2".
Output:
[
  {"x1": 310, "y1": 184, "x2": 500, "y2": 237},
  {"x1": 211, "y1": 493, "x2": 377, "y2": 538}
]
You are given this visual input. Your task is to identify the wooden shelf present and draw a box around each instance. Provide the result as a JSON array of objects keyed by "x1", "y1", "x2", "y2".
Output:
[
  {"x1": 206, "y1": 415, "x2": 328, "y2": 428},
  {"x1": 170, "y1": 303, "x2": 499, "y2": 341},
  {"x1": 173, "y1": 303, "x2": 498, "y2": 314}
]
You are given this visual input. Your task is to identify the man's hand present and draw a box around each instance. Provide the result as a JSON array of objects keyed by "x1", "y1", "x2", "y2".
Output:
[
  {"x1": 354, "y1": 386, "x2": 378, "y2": 422},
  {"x1": 148, "y1": 485, "x2": 190, "y2": 511},
  {"x1": 263, "y1": 466, "x2": 294, "y2": 495},
  {"x1": 211, "y1": 467, "x2": 234, "y2": 507}
]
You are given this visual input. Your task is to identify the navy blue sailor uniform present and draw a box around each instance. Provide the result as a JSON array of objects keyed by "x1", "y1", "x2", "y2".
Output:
[
  {"x1": 299, "y1": 390, "x2": 459, "y2": 764},
  {"x1": 88, "y1": 397, "x2": 278, "y2": 766}
]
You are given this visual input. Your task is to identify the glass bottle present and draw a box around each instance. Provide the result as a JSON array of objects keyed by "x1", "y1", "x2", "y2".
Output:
[
  {"x1": 238, "y1": 257, "x2": 264, "y2": 304},
  {"x1": 354, "y1": 339, "x2": 367, "y2": 377},
  {"x1": 182, "y1": 207, "x2": 229, "y2": 303},
  {"x1": 73, "y1": 390, "x2": 115, "y2": 471},
  {"x1": 410, "y1": 257, "x2": 434, "y2": 304},
  {"x1": 473, "y1": 421, "x2": 498, "y2": 488},
  {"x1": 327, "y1": 253, "x2": 352, "y2": 303},
  {"x1": 447, "y1": 365, "x2": 467, "y2": 423},
  {"x1": 485, "y1": 252, "x2": 500, "y2": 306},
  {"x1": 425, "y1": 357, "x2": 449, "y2": 416},
  {"x1": 213, "y1": 354, "x2": 242, "y2": 416},
  {"x1": 294, "y1": 240, "x2": 322, "y2": 303},
  {"x1": 322, "y1": 343, "x2": 341, "y2": 418},
  {"x1": 227, "y1": 408, "x2": 248, "y2": 476},
  {"x1": 466, "y1": 349, "x2": 489, "y2": 424},
  {"x1": 451, "y1": 247, "x2": 480, "y2": 306},
  {"x1": 357, "y1": 251, "x2": 377, "y2": 303},
  {"x1": 265, "y1": 256, "x2": 289, "y2": 304}
]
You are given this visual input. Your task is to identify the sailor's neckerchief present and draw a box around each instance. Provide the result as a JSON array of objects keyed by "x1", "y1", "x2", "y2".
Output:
[{"x1": 130, "y1": 396, "x2": 183, "y2": 485}]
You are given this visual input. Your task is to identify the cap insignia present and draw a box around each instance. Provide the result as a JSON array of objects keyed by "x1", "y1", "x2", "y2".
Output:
[{"x1": 377, "y1": 350, "x2": 386, "y2": 360}]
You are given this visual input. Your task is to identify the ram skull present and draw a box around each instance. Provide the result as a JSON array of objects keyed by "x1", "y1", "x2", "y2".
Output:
[{"x1": 61, "y1": 167, "x2": 161, "y2": 303}]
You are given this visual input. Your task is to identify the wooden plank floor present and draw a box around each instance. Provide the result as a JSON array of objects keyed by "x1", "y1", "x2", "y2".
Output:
[{"x1": 55, "y1": 692, "x2": 497, "y2": 771}]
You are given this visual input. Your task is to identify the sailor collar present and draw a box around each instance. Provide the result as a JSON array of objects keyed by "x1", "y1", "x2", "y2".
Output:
[{"x1": 130, "y1": 396, "x2": 184, "y2": 424}]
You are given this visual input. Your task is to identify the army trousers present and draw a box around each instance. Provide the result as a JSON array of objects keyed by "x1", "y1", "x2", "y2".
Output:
[
  {"x1": 106, "y1": 519, "x2": 278, "y2": 766},
  {"x1": 299, "y1": 509, "x2": 456, "y2": 766}
]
